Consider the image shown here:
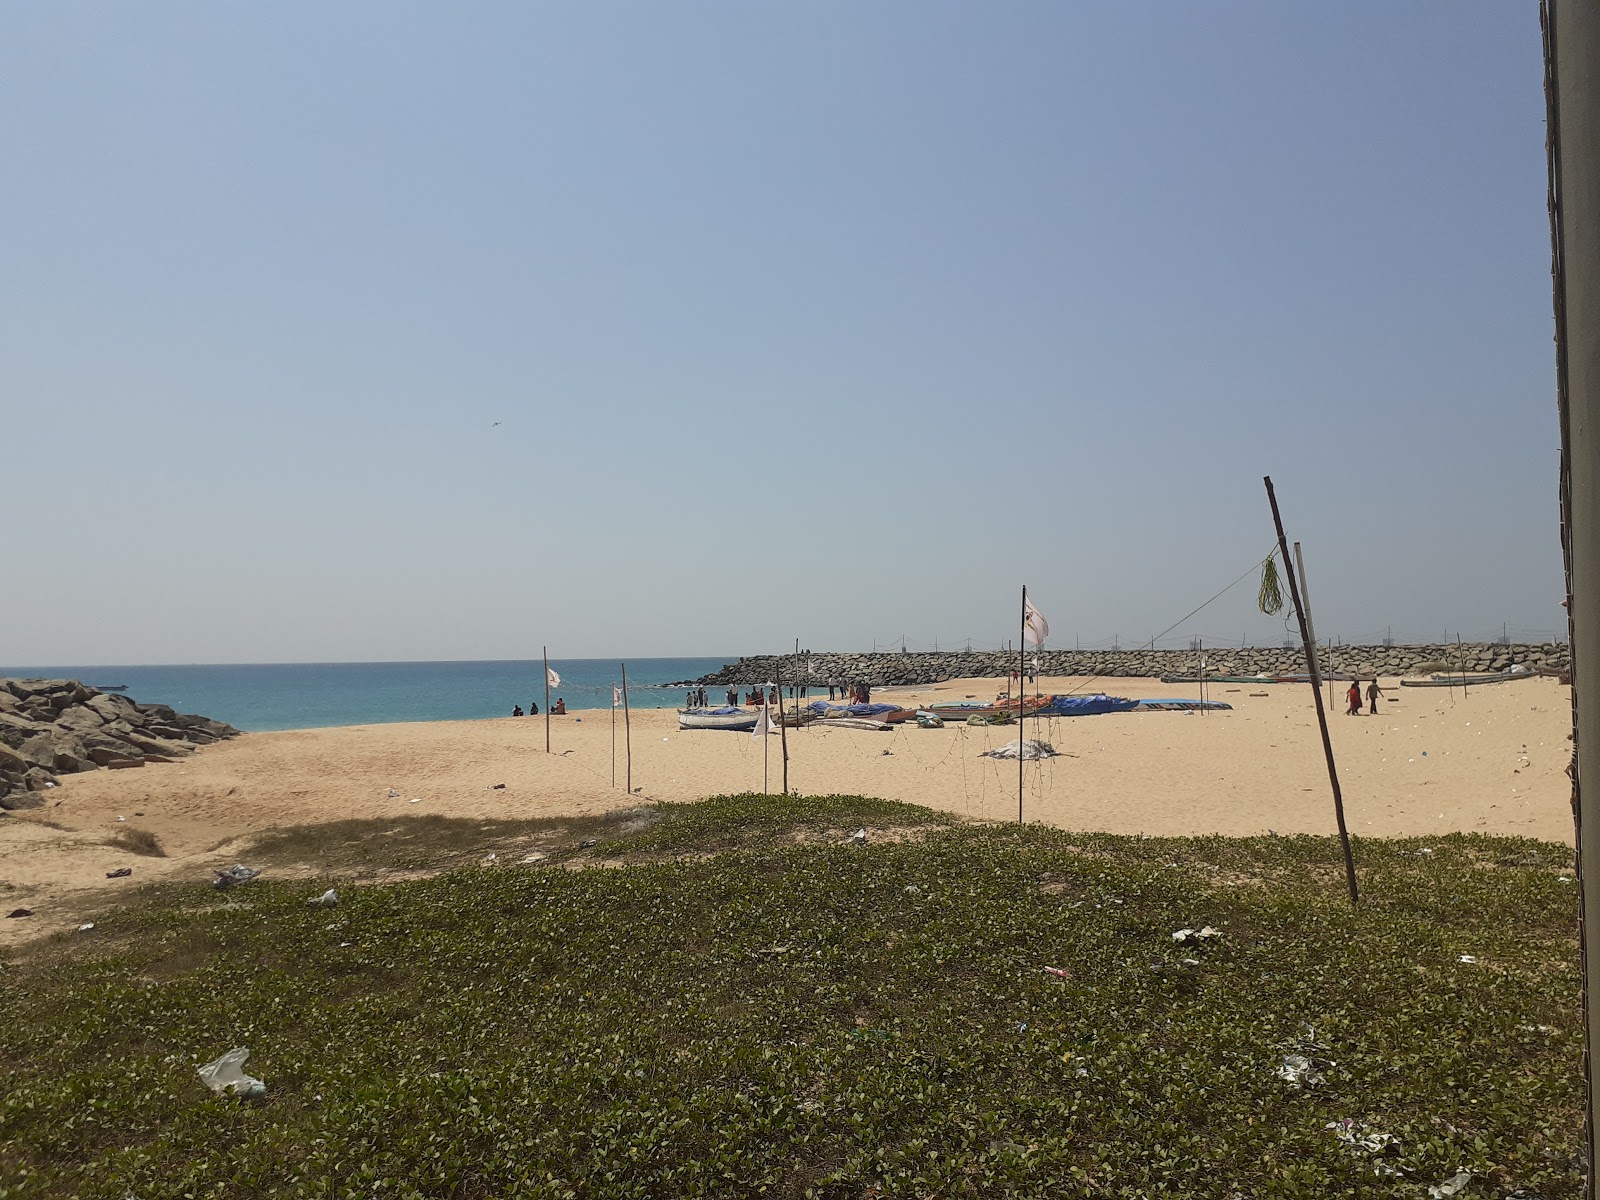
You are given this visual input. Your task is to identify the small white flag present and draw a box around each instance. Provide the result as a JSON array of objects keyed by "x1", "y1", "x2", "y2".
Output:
[
  {"x1": 1024, "y1": 598, "x2": 1050, "y2": 647},
  {"x1": 612, "y1": 686, "x2": 623, "y2": 707},
  {"x1": 547, "y1": 667, "x2": 561, "y2": 688},
  {"x1": 751, "y1": 707, "x2": 776, "y2": 740}
]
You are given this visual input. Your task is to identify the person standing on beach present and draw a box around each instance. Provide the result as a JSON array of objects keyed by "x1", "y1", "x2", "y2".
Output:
[
  {"x1": 1345, "y1": 681, "x2": 1362, "y2": 716},
  {"x1": 1367, "y1": 679, "x2": 1382, "y2": 714}
]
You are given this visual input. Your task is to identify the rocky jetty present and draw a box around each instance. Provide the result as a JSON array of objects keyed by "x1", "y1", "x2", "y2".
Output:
[
  {"x1": 681, "y1": 643, "x2": 1571, "y2": 690},
  {"x1": 0, "y1": 678, "x2": 239, "y2": 810}
]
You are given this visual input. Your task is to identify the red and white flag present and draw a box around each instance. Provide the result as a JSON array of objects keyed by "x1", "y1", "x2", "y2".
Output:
[{"x1": 546, "y1": 667, "x2": 561, "y2": 689}]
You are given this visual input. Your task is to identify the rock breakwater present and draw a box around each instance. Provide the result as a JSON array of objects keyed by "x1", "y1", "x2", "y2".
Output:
[
  {"x1": 0, "y1": 678, "x2": 239, "y2": 810},
  {"x1": 681, "y1": 643, "x2": 1571, "y2": 689}
]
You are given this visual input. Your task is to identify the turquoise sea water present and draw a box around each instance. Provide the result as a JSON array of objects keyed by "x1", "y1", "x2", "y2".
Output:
[{"x1": 0, "y1": 658, "x2": 732, "y2": 733}]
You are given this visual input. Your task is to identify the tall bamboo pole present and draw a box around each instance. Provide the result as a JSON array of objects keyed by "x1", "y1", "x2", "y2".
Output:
[
  {"x1": 1265, "y1": 476, "x2": 1358, "y2": 903},
  {"x1": 1542, "y1": 2, "x2": 1599, "y2": 1181},
  {"x1": 621, "y1": 663, "x2": 632, "y2": 795},
  {"x1": 611, "y1": 680, "x2": 617, "y2": 788},
  {"x1": 543, "y1": 646, "x2": 551, "y2": 754},
  {"x1": 1018, "y1": 584, "x2": 1027, "y2": 825},
  {"x1": 777, "y1": 659, "x2": 790, "y2": 795}
]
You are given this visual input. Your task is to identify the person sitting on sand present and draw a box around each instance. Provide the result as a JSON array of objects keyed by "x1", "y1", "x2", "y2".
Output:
[
  {"x1": 554, "y1": 698, "x2": 567, "y2": 715},
  {"x1": 529, "y1": 701, "x2": 538, "y2": 715},
  {"x1": 1366, "y1": 679, "x2": 1382, "y2": 715},
  {"x1": 511, "y1": 704, "x2": 524, "y2": 717},
  {"x1": 1346, "y1": 681, "x2": 1362, "y2": 716}
]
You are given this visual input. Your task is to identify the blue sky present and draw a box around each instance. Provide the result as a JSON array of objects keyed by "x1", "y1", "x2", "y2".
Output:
[{"x1": 2, "y1": 3, "x2": 1563, "y2": 664}]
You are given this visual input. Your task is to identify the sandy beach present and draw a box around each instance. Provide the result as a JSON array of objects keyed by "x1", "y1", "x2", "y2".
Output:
[{"x1": 1, "y1": 673, "x2": 1574, "y2": 940}]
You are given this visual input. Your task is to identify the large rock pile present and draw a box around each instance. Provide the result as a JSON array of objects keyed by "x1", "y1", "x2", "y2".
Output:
[
  {"x1": 682, "y1": 643, "x2": 1572, "y2": 689},
  {"x1": 0, "y1": 678, "x2": 239, "y2": 810}
]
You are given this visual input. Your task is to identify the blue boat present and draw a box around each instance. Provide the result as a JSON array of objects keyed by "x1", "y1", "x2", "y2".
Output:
[{"x1": 1033, "y1": 694, "x2": 1140, "y2": 717}]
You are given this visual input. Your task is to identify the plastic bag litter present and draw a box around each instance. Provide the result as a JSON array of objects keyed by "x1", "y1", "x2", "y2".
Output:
[
  {"x1": 1326, "y1": 1118, "x2": 1398, "y2": 1155},
  {"x1": 982, "y1": 739, "x2": 1058, "y2": 761},
  {"x1": 307, "y1": 889, "x2": 338, "y2": 908},
  {"x1": 386, "y1": 788, "x2": 401, "y2": 798},
  {"x1": 1275, "y1": 1025, "x2": 1332, "y2": 1088},
  {"x1": 1429, "y1": 1171, "x2": 1473, "y2": 1199},
  {"x1": 213, "y1": 865, "x2": 260, "y2": 890},
  {"x1": 197, "y1": 1047, "x2": 266, "y2": 1099},
  {"x1": 848, "y1": 828, "x2": 868, "y2": 845},
  {"x1": 1172, "y1": 926, "x2": 1223, "y2": 945}
]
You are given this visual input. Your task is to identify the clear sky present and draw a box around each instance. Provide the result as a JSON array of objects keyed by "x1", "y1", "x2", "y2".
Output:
[{"x1": 2, "y1": 3, "x2": 1565, "y2": 664}]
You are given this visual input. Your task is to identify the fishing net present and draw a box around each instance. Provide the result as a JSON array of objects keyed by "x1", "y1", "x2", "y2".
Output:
[{"x1": 1258, "y1": 555, "x2": 1284, "y2": 616}]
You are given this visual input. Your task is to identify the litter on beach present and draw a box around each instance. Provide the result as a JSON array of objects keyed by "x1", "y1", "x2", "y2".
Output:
[
  {"x1": 307, "y1": 889, "x2": 338, "y2": 907},
  {"x1": 213, "y1": 865, "x2": 260, "y2": 890},
  {"x1": 197, "y1": 1047, "x2": 267, "y2": 1099},
  {"x1": 1172, "y1": 926, "x2": 1223, "y2": 945},
  {"x1": 982, "y1": 739, "x2": 1059, "y2": 760}
]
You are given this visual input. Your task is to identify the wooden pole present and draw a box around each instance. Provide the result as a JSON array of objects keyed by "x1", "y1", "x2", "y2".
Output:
[
  {"x1": 1265, "y1": 476, "x2": 1359, "y2": 904},
  {"x1": 1018, "y1": 584, "x2": 1027, "y2": 825},
  {"x1": 777, "y1": 658, "x2": 790, "y2": 795},
  {"x1": 621, "y1": 663, "x2": 632, "y2": 795},
  {"x1": 1542, "y1": 7, "x2": 1600, "y2": 1180},
  {"x1": 1459, "y1": 634, "x2": 1469, "y2": 696},
  {"x1": 611, "y1": 679, "x2": 617, "y2": 788},
  {"x1": 543, "y1": 646, "x2": 551, "y2": 754}
]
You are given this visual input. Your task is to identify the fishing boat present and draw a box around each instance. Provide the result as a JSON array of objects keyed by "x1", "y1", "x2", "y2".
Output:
[
  {"x1": 1033, "y1": 694, "x2": 1140, "y2": 717},
  {"x1": 678, "y1": 707, "x2": 761, "y2": 731},
  {"x1": 93, "y1": 684, "x2": 129, "y2": 692},
  {"x1": 1158, "y1": 673, "x2": 1276, "y2": 685},
  {"x1": 1134, "y1": 698, "x2": 1234, "y2": 712},
  {"x1": 1399, "y1": 671, "x2": 1529, "y2": 688},
  {"x1": 925, "y1": 700, "x2": 1047, "y2": 722}
]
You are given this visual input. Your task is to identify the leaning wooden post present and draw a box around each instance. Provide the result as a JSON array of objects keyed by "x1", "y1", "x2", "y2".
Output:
[
  {"x1": 611, "y1": 678, "x2": 617, "y2": 788},
  {"x1": 543, "y1": 646, "x2": 552, "y2": 754},
  {"x1": 621, "y1": 662, "x2": 632, "y2": 795},
  {"x1": 1543, "y1": 0, "x2": 1600, "y2": 1181},
  {"x1": 1264, "y1": 476, "x2": 1359, "y2": 904}
]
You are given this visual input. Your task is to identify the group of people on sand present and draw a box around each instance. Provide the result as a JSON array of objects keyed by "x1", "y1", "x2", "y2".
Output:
[
  {"x1": 825, "y1": 682, "x2": 872, "y2": 704},
  {"x1": 510, "y1": 698, "x2": 565, "y2": 717},
  {"x1": 1345, "y1": 679, "x2": 1382, "y2": 716}
]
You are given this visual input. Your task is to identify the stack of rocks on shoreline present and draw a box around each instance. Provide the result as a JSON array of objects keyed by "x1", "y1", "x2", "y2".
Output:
[
  {"x1": 678, "y1": 643, "x2": 1571, "y2": 690},
  {"x1": 0, "y1": 679, "x2": 239, "y2": 811}
]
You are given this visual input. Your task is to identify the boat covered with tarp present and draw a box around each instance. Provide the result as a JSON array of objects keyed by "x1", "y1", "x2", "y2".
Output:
[
  {"x1": 1032, "y1": 694, "x2": 1140, "y2": 717},
  {"x1": 678, "y1": 706, "x2": 761, "y2": 731},
  {"x1": 1134, "y1": 698, "x2": 1234, "y2": 712}
]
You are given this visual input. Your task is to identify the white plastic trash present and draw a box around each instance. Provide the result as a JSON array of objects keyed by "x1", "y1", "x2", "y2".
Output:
[
  {"x1": 197, "y1": 1047, "x2": 267, "y2": 1098},
  {"x1": 307, "y1": 889, "x2": 338, "y2": 908}
]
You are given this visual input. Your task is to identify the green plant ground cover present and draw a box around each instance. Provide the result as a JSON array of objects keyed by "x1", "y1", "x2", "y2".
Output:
[{"x1": 0, "y1": 794, "x2": 1582, "y2": 1199}]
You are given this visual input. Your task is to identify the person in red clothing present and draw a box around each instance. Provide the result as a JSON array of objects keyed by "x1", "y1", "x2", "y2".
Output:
[{"x1": 1346, "y1": 681, "x2": 1362, "y2": 715}]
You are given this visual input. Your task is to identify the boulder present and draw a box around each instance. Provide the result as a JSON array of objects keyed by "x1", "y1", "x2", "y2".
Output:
[
  {"x1": 0, "y1": 712, "x2": 43, "y2": 749},
  {"x1": 0, "y1": 789, "x2": 44, "y2": 811},
  {"x1": 17, "y1": 730, "x2": 89, "y2": 774},
  {"x1": 54, "y1": 706, "x2": 106, "y2": 735},
  {"x1": 3, "y1": 679, "x2": 74, "y2": 699}
]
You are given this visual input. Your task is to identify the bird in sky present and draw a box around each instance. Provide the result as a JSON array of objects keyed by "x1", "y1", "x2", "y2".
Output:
[{"x1": 491, "y1": 421, "x2": 501, "y2": 427}]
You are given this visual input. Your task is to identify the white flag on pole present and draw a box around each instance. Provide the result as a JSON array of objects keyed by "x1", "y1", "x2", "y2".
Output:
[
  {"x1": 547, "y1": 667, "x2": 561, "y2": 688},
  {"x1": 751, "y1": 707, "x2": 776, "y2": 740},
  {"x1": 1023, "y1": 598, "x2": 1050, "y2": 648},
  {"x1": 612, "y1": 686, "x2": 623, "y2": 707}
]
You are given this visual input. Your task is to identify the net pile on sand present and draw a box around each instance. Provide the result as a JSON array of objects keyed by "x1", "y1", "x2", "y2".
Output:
[{"x1": 981, "y1": 739, "x2": 1058, "y2": 761}]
